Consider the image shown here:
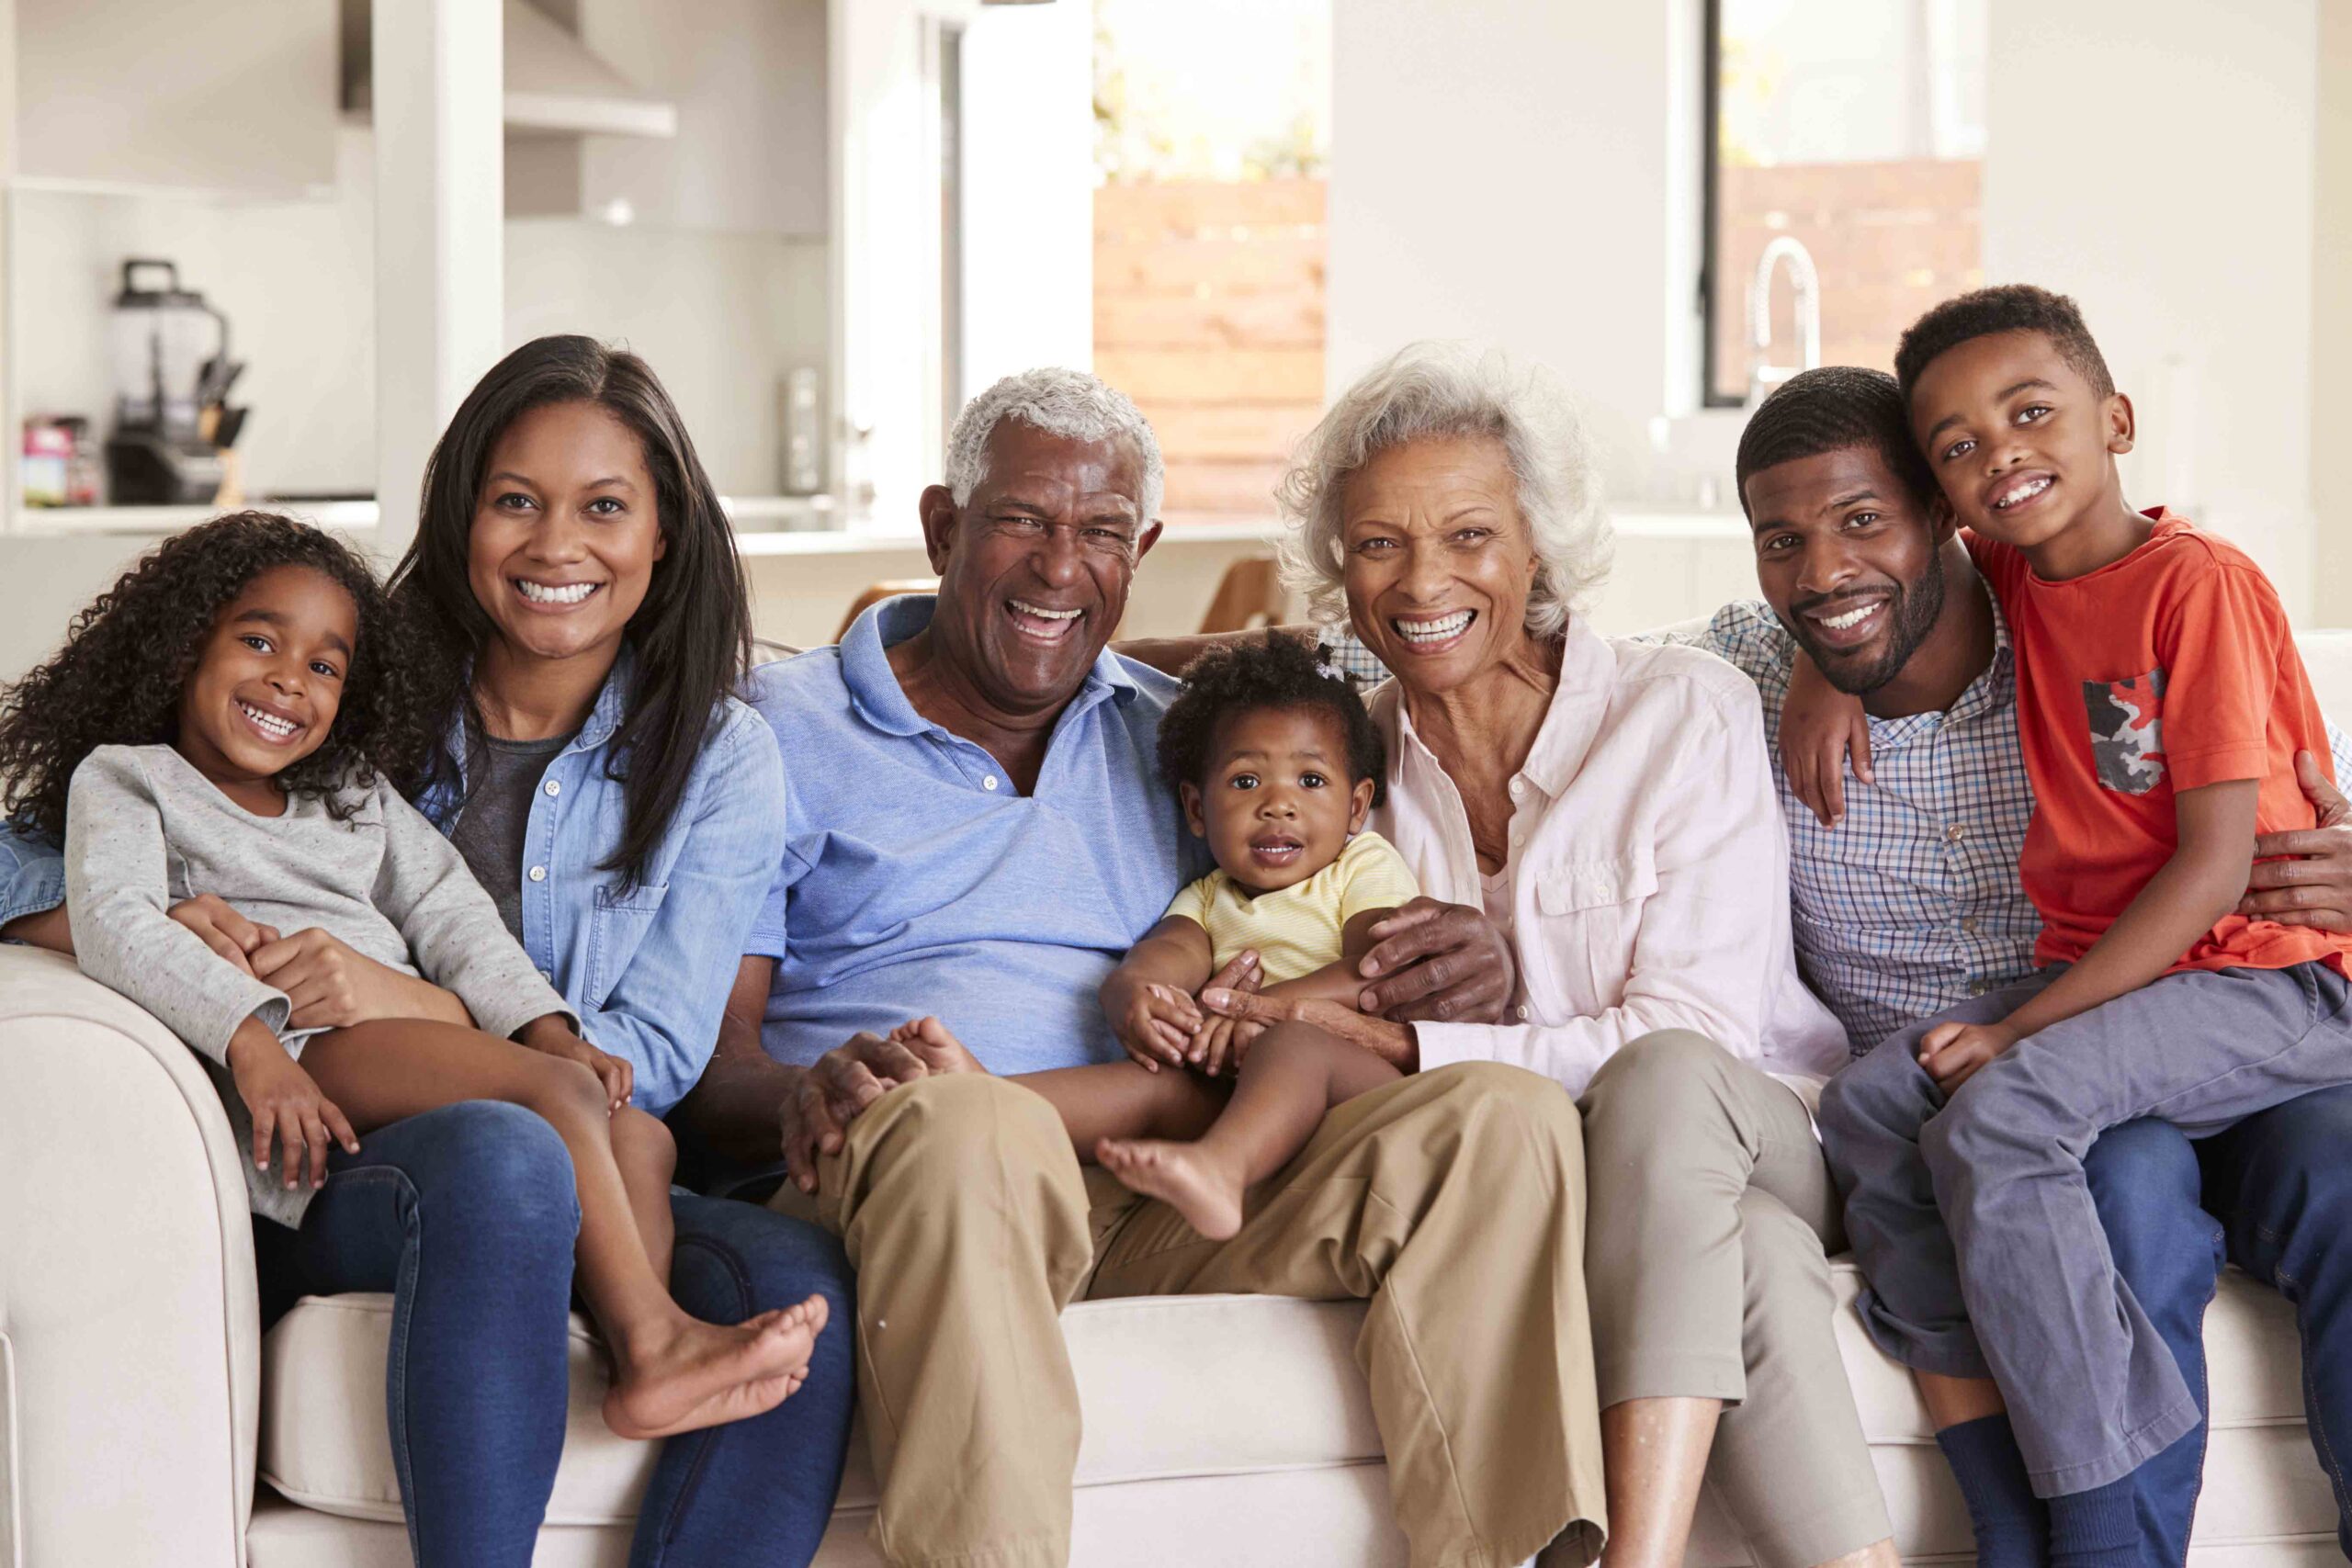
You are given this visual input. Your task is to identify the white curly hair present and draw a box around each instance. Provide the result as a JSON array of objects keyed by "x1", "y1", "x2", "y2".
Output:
[
  {"x1": 1277, "y1": 343, "x2": 1612, "y2": 639},
  {"x1": 945, "y1": 367, "x2": 1166, "y2": 521}
]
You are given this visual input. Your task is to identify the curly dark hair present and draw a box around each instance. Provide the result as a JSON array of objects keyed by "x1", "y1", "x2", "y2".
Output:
[
  {"x1": 1158, "y1": 636, "x2": 1386, "y2": 807},
  {"x1": 388, "y1": 334, "x2": 754, "y2": 895},
  {"x1": 1734, "y1": 367, "x2": 1939, "y2": 521},
  {"x1": 1894, "y1": 283, "x2": 2115, "y2": 400},
  {"x1": 0, "y1": 512, "x2": 435, "y2": 838}
]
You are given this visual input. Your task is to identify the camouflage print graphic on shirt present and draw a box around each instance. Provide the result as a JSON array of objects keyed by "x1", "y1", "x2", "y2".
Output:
[{"x1": 2083, "y1": 668, "x2": 2167, "y2": 794}]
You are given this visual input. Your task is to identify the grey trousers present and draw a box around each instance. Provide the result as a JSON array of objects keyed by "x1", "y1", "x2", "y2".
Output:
[
  {"x1": 1819, "y1": 961, "x2": 2352, "y2": 1497},
  {"x1": 1581, "y1": 1032, "x2": 1892, "y2": 1568}
]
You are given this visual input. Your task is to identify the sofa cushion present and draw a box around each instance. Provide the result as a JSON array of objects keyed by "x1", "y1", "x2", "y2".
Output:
[{"x1": 261, "y1": 1291, "x2": 1382, "y2": 1527}]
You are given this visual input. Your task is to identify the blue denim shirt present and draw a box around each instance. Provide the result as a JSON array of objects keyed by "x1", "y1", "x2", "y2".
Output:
[{"x1": 4, "y1": 647, "x2": 786, "y2": 1117}]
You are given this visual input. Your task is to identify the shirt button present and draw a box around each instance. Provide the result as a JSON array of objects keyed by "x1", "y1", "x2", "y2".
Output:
[
  {"x1": 1510, "y1": 779, "x2": 1525, "y2": 797},
  {"x1": 537, "y1": 969, "x2": 553, "y2": 983},
  {"x1": 1962, "y1": 917, "x2": 1981, "y2": 934},
  {"x1": 983, "y1": 775, "x2": 1000, "y2": 792},
  {"x1": 1968, "y1": 978, "x2": 1990, "y2": 996},
  {"x1": 528, "y1": 865, "x2": 548, "y2": 883},
  {"x1": 544, "y1": 779, "x2": 560, "y2": 797},
  {"x1": 1515, "y1": 1004, "x2": 1530, "y2": 1021},
  {"x1": 1944, "y1": 824, "x2": 1967, "y2": 843}
]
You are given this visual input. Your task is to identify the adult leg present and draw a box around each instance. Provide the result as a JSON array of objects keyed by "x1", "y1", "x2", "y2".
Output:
[
  {"x1": 2197, "y1": 1082, "x2": 2352, "y2": 1556},
  {"x1": 1087, "y1": 1059, "x2": 1606, "y2": 1568},
  {"x1": 288, "y1": 1100, "x2": 581, "y2": 1568},
  {"x1": 631, "y1": 1192, "x2": 860, "y2": 1568},
  {"x1": 302, "y1": 1021, "x2": 820, "y2": 1440},
  {"x1": 769, "y1": 1072, "x2": 1095, "y2": 1568},
  {"x1": 2084, "y1": 1121, "x2": 2222, "y2": 1568},
  {"x1": 1580, "y1": 1030, "x2": 1892, "y2": 1568},
  {"x1": 1918, "y1": 964, "x2": 2352, "y2": 1496}
]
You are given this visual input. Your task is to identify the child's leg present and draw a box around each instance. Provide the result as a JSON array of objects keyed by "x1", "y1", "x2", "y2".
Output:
[
  {"x1": 1095, "y1": 1020, "x2": 1400, "y2": 1239},
  {"x1": 300, "y1": 1021, "x2": 825, "y2": 1440},
  {"x1": 609, "y1": 1107, "x2": 677, "y2": 1283},
  {"x1": 1013, "y1": 1056, "x2": 1229, "y2": 1149}
]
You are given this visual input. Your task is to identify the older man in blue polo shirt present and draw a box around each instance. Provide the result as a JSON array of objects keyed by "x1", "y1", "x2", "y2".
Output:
[{"x1": 675, "y1": 368, "x2": 1603, "y2": 1568}]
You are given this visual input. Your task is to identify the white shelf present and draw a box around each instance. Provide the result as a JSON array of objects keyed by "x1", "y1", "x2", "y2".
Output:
[{"x1": 13, "y1": 500, "x2": 381, "y2": 536}]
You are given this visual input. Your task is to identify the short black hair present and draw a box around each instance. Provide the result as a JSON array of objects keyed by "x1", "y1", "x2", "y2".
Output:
[
  {"x1": 1894, "y1": 283, "x2": 2115, "y2": 400},
  {"x1": 1735, "y1": 367, "x2": 1938, "y2": 520},
  {"x1": 1158, "y1": 635, "x2": 1385, "y2": 807}
]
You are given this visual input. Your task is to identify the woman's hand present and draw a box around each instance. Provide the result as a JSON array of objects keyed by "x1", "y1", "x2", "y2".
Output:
[
  {"x1": 225, "y1": 1018, "x2": 359, "y2": 1190},
  {"x1": 1352, "y1": 899, "x2": 1514, "y2": 1024},
  {"x1": 169, "y1": 893, "x2": 277, "y2": 975},
  {"x1": 1781, "y1": 654, "x2": 1871, "y2": 828},
  {"x1": 517, "y1": 1014, "x2": 633, "y2": 1111},
  {"x1": 251, "y1": 926, "x2": 469, "y2": 1031},
  {"x1": 1917, "y1": 1018, "x2": 2018, "y2": 1094},
  {"x1": 1199, "y1": 987, "x2": 1417, "y2": 1071}
]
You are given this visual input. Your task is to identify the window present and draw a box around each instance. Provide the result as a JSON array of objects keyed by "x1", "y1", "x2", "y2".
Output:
[{"x1": 1702, "y1": 0, "x2": 1986, "y2": 407}]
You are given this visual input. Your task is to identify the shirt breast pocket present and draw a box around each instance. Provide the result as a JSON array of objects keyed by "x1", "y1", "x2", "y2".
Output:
[
  {"x1": 2081, "y1": 667, "x2": 2167, "y2": 795},
  {"x1": 586, "y1": 882, "x2": 669, "y2": 1009},
  {"x1": 1530, "y1": 852, "x2": 1658, "y2": 1014}
]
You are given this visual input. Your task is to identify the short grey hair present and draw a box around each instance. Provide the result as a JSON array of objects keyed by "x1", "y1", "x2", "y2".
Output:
[
  {"x1": 945, "y1": 367, "x2": 1166, "y2": 522},
  {"x1": 1278, "y1": 343, "x2": 1612, "y2": 639}
]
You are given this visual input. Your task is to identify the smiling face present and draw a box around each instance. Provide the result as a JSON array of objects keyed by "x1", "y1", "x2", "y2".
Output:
[
  {"x1": 1909, "y1": 329, "x2": 2134, "y2": 556},
  {"x1": 1746, "y1": 444, "x2": 1953, "y2": 695},
  {"x1": 465, "y1": 399, "x2": 667, "y2": 671},
  {"x1": 1179, "y1": 704, "x2": 1375, "y2": 897},
  {"x1": 919, "y1": 419, "x2": 1161, "y2": 717},
  {"x1": 1340, "y1": 434, "x2": 1540, "y2": 696},
  {"x1": 175, "y1": 564, "x2": 357, "y2": 807}
]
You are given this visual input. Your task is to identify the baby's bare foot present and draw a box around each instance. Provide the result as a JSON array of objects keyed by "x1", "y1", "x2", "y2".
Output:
[
  {"x1": 1097, "y1": 1136, "x2": 1247, "y2": 1239},
  {"x1": 603, "y1": 1294, "x2": 830, "y2": 1440}
]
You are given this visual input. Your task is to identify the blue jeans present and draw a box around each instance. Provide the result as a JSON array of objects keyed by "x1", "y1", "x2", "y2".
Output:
[
  {"x1": 262, "y1": 1101, "x2": 856, "y2": 1568},
  {"x1": 2078, "y1": 1088, "x2": 2352, "y2": 1563}
]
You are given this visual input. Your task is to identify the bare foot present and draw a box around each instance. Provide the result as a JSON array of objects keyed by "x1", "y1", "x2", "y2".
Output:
[
  {"x1": 602, "y1": 1294, "x2": 830, "y2": 1440},
  {"x1": 1096, "y1": 1136, "x2": 1247, "y2": 1239}
]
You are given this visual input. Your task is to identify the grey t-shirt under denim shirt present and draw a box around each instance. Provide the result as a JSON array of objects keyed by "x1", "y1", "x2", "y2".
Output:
[
  {"x1": 449, "y1": 726, "x2": 575, "y2": 939},
  {"x1": 64, "y1": 743, "x2": 571, "y2": 1225}
]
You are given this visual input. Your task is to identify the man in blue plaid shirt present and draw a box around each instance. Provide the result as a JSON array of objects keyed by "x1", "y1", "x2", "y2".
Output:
[{"x1": 1319, "y1": 367, "x2": 2352, "y2": 1559}]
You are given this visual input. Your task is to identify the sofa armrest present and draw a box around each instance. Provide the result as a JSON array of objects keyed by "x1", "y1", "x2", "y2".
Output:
[{"x1": 0, "y1": 946, "x2": 259, "y2": 1567}]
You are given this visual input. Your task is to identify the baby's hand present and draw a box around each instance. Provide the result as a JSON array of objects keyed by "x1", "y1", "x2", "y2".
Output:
[
  {"x1": 1781, "y1": 654, "x2": 1871, "y2": 828},
  {"x1": 1117, "y1": 983, "x2": 1202, "y2": 1073},
  {"x1": 1917, "y1": 1019, "x2": 2018, "y2": 1094}
]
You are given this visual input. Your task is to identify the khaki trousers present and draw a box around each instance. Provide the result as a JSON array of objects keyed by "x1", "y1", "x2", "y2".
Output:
[
  {"x1": 773, "y1": 1061, "x2": 1606, "y2": 1568},
  {"x1": 1579, "y1": 1031, "x2": 1892, "y2": 1568}
]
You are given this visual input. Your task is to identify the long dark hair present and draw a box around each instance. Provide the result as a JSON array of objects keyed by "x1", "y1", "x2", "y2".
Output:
[
  {"x1": 387, "y1": 335, "x2": 754, "y2": 893},
  {"x1": 0, "y1": 512, "x2": 436, "y2": 837}
]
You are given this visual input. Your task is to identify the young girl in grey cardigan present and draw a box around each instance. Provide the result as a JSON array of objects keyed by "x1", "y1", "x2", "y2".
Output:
[{"x1": 0, "y1": 513, "x2": 824, "y2": 1440}]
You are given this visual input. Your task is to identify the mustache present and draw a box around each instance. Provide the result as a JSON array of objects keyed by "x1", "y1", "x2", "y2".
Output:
[{"x1": 1788, "y1": 585, "x2": 1896, "y2": 622}]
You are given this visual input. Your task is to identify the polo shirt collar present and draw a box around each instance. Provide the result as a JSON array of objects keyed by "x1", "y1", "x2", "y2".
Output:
[{"x1": 841, "y1": 592, "x2": 1141, "y2": 740}]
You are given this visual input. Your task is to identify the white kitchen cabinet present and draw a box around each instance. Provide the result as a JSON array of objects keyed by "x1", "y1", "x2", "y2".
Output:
[
  {"x1": 506, "y1": 0, "x2": 826, "y2": 235},
  {"x1": 13, "y1": 0, "x2": 337, "y2": 195}
]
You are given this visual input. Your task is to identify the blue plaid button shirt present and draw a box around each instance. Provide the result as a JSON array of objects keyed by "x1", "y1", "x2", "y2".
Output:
[{"x1": 1325, "y1": 613, "x2": 2352, "y2": 1055}]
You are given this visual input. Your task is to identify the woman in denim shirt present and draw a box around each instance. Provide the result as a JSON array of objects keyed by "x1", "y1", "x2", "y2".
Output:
[{"x1": 0, "y1": 336, "x2": 854, "y2": 1568}]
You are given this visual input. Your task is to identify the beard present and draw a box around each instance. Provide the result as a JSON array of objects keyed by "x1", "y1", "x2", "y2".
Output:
[{"x1": 1782, "y1": 547, "x2": 1947, "y2": 697}]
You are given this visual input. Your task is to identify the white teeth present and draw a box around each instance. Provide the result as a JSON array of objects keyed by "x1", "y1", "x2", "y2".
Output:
[
  {"x1": 1394, "y1": 610, "x2": 1474, "y2": 643},
  {"x1": 238, "y1": 700, "x2": 298, "y2": 738},
  {"x1": 517, "y1": 580, "x2": 596, "y2": 604},
  {"x1": 1993, "y1": 476, "x2": 2051, "y2": 511},
  {"x1": 1818, "y1": 602, "x2": 1881, "y2": 631},
  {"x1": 1011, "y1": 599, "x2": 1082, "y2": 621}
]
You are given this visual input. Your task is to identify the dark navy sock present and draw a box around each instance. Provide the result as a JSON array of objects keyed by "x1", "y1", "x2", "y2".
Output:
[
  {"x1": 1938, "y1": 1415, "x2": 2050, "y2": 1568},
  {"x1": 2048, "y1": 1474, "x2": 2139, "y2": 1568}
]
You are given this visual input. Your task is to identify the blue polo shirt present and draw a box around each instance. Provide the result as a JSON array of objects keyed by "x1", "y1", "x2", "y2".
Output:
[{"x1": 744, "y1": 595, "x2": 1200, "y2": 1074}]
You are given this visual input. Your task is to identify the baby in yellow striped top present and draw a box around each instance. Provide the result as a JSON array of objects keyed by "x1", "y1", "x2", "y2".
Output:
[{"x1": 1006, "y1": 638, "x2": 1421, "y2": 1238}]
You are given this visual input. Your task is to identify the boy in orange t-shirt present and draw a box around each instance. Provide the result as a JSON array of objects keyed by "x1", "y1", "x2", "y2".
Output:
[{"x1": 1815, "y1": 286, "x2": 2352, "y2": 1568}]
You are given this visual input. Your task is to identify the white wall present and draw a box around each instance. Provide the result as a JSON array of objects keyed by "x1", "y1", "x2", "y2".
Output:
[{"x1": 2317, "y1": 2, "x2": 2352, "y2": 617}]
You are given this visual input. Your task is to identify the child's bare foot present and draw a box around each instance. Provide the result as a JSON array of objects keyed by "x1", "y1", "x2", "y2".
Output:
[
  {"x1": 602, "y1": 1294, "x2": 830, "y2": 1439},
  {"x1": 1096, "y1": 1136, "x2": 1248, "y2": 1239}
]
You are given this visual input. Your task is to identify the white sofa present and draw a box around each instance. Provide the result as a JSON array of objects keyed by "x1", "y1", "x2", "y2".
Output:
[{"x1": 10, "y1": 633, "x2": 2352, "y2": 1568}]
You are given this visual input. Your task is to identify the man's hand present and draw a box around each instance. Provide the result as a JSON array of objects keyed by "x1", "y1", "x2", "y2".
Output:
[
  {"x1": 1353, "y1": 898, "x2": 1513, "y2": 1024},
  {"x1": 170, "y1": 893, "x2": 277, "y2": 976},
  {"x1": 2241, "y1": 750, "x2": 2352, "y2": 932},
  {"x1": 1917, "y1": 1018, "x2": 2018, "y2": 1094},
  {"x1": 780, "y1": 1025, "x2": 989, "y2": 1194},
  {"x1": 1199, "y1": 987, "x2": 1417, "y2": 1071}
]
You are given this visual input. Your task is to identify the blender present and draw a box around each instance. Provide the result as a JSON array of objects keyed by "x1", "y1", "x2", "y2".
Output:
[{"x1": 103, "y1": 259, "x2": 232, "y2": 505}]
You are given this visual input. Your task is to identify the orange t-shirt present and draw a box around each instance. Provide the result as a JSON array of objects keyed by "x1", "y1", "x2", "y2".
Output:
[{"x1": 1969, "y1": 511, "x2": 2352, "y2": 976}]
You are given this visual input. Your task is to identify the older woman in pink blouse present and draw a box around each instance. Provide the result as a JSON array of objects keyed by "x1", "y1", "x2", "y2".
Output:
[{"x1": 1219, "y1": 343, "x2": 1894, "y2": 1568}]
